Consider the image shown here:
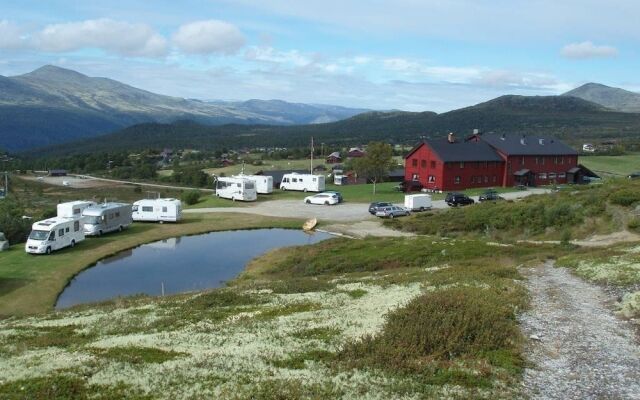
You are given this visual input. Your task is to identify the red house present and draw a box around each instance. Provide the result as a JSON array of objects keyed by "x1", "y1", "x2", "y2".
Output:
[
  {"x1": 404, "y1": 132, "x2": 580, "y2": 191},
  {"x1": 403, "y1": 133, "x2": 504, "y2": 192},
  {"x1": 326, "y1": 152, "x2": 342, "y2": 164},
  {"x1": 347, "y1": 147, "x2": 366, "y2": 158},
  {"x1": 479, "y1": 133, "x2": 578, "y2": 186}
]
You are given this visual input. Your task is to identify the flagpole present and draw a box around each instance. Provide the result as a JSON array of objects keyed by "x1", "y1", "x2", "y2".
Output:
[{"x1": 310, "y1": 136, "x2": 314, "y2": 174}]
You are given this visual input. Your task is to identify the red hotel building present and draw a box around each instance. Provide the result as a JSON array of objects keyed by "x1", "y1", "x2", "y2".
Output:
[{"x1": 404, "y1": 132, "x2": 579, "y2": 191}]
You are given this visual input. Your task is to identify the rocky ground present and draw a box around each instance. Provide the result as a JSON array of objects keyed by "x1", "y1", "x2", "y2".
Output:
[{"x1": 520, "y1": 261, "x2": 640, "y2": 399}]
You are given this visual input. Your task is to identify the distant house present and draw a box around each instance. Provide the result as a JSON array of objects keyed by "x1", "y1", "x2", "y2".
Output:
[
  {"x1": 326, "y1": 152, "x2": 342, "y2": 164},
  {"x1": 221, "y1": 159, "x2": 235, "y2": 167},
  {"x1": 582, "y1": 143, "x2": 596, "y2": 153},
  {"x1": 48, "y1": 169, "x2": 67, "y2": 177},
  {"x1": 347, "y1": 148, "x2": 366, "y2": 158},
  {"x1": 313, "y1": 165, "x2": 327, "y2": 172}
]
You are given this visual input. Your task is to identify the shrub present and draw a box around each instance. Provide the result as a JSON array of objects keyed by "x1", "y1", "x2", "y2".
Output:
[
  {"x1": 610, "y1": 189, "x2": 640, "y2": 207},
  {"x1": 627, "y1": 218, "x2": 640, "y2": 233},
  {"x1": 181, "y1": 189, "x2": 201, "y2": 205}
]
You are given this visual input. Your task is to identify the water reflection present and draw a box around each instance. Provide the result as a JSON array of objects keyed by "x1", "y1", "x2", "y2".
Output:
[{"x1": 55, "y1": 229, "x2": 330, "y2": 309}]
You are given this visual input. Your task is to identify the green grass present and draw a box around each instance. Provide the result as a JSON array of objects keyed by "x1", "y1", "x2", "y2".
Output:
[
  {"x1": 580, "y1": 154, "x2": 640, "y2": 177},
  {"x1": 90, "y1": 346, "x2": 186, "y2": 364},
  {"x1": 0, "y1": 213, "x2": 301, "y2": 317}
]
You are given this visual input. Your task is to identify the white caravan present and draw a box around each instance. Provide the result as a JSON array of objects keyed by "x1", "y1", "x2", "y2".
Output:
[
  {"x1": 83, "y1": 203, "x2": 133, "y2": 236},
  {"x1": 215, "y1": 177, "x2": 257, "y2": 201},
  {"x1": 280, "y1": 173, "x2": 325, "y2": 192},
  {"x1": 233, "y1": 174, "x2": 273, "y2": 194},
  {"x1": 132, "y1": 198, "x2": 182, "y2": 223},
  {"x1": 56, "y1": 200, "x2": 96, "y2": 220},
  {"x1": 404, "y1": 193, "x2": 432, "y2": 211},
  {"x1": 25, "y1": 217, "x2": 85, "y2": 255}
]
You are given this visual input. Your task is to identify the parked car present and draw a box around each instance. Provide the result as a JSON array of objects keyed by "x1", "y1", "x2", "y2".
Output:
[
  {"x1": 445, "y1": 192, "x2": 475, "y2": 207},
  {"x1": 628, "y1": 172, "x2": 640, "y2": 179},
  {"x1": 304, "y1": 192, "x2": 339, "y2": 205},
  {"x1": 323, "y1": 191, "x2": 343, "y2": 203},
  {"x1": 375, "y1": 206, "x2": 410, "y2": 218},
  {"x1": 394, "y1": 180, "x2": 423, "y2": 192},
  {"x1": 369, "y1": 201, "x2": 393, "y2": 215},
  {"x1": 478, "y1": 189, "x2": 504, "y2": 202}
]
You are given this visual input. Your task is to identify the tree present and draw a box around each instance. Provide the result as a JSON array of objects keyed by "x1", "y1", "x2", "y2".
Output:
[{"x1": 352, "y1": 142, "x2": 395, "y2": 193}]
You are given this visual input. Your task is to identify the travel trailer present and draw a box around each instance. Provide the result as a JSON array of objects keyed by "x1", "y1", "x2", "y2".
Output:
[
  {"x1": 404, "y1": 194, "x2": 432, "y2": 211},
  {"x1": 280, "y1": 173, "x2": 325, "y2": 192},
  {"x1": 56, "y1": 200, "x2": 96, "y2": 220},
  {"x1": 233, "y1": 174, "x2": 273, "y2": 194},
  {"x1": 132, "y1": 198, "x2": 182, "y2": 223},
  {"x1": 215, "y1": 177, "x2": 257, "y2": 201},
  {"x1": 82, "y1": 203, "x2": 133, "y2": 236},
  {"x1": 25, "y1": 217, "x2": 85, "y2": 254}
]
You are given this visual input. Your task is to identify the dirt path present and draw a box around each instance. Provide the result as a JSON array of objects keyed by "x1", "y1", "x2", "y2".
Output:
[
  {"x1": 520, "y1": 261, "x2": 640, "y2": 399},
  {"x1": 320, "y1": 220, "x2": 415, "y2": 238}
]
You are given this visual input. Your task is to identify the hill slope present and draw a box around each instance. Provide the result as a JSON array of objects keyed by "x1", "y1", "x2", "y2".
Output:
[
  {"x1": 28, "y1": 95, "x2": 640, "y2": 158},
  {"x1": 563, "y1": 83, "x2": 640, "y2": 113},
  {"x1": 0, "y1": 65, "x2": 368, "y2": 151}
]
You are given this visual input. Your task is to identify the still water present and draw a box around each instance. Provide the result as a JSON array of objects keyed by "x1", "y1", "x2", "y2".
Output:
[{"x1": 55, "y1": 229, "x2": 330, "y2": 309}]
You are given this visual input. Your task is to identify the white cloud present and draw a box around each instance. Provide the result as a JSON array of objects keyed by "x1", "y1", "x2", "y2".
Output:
[
  {"x1": 0, "y1": 20, "x2": 27, "y2": 49},
  {"x1": 173, "y1": 20, "x2": 245, "y2": 55},
  {"x1": 34, "y1": 19, "x2": 167, "y2": 57},
  {"x1": 561, "y1": 41, "x2": 618, "y2": 59}
]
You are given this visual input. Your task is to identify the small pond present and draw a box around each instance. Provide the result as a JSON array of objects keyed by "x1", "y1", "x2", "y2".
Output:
[{"x1": 55, "y1": 229, "x2": 331, "y2": 309}]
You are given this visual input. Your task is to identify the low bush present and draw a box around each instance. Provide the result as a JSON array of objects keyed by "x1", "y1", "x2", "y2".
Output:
[
  {"x1": 181, "y1": 189, "x2": 201, "y2": 205},
  {"x1": 610, "y1": 189, "x2": 640, "y2": 207}
]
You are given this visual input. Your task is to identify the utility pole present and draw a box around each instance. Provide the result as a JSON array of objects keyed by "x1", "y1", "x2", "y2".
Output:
[
  {"x1": 1, "y1": 156, "x2": 10, "y2": 199},
  {"x1": 310, "y1": 136, "x2": 314, "y2": 174}
]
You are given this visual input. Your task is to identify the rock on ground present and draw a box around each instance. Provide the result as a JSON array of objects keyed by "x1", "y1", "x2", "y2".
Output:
[{"x1": 520, "y1": 261, "x2": 640, "y2": 399}]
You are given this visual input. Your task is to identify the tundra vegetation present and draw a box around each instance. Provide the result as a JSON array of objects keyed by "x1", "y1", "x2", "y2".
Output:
[{"x1": 1, "y1": 178, "x2": 639, "y2": 398}]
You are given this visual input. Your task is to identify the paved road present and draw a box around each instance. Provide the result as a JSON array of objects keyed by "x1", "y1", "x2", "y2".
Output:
[
  {"x1": 185, "y1": 188, "x2": 550, "y2": 221},
  {"x1": 69, "y1": 174, "x2": 215, "y2": 192}
]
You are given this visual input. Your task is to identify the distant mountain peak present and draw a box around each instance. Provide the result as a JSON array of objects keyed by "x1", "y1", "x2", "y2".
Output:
[
  {"x1": 19, "y1": 64, "x2": 89, "y2": 80},
  {"x1": 563, "y1": 82, "x2": 640, "y2": 113}
]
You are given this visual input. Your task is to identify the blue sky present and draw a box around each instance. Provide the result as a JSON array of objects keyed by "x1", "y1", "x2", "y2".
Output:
[{"x1": 0, "y1": 0, "x2": 637, "y2": 112}]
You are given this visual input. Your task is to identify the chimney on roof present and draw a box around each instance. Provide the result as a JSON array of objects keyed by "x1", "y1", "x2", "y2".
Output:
[
  {"x1": 539, "y1": 138, "x2": 545, "y2": 145},
  {"x1": 447, "y1": 132, "x2": 455, "y2": 143},
  {"x1": 520, "y1": 136, "x2": 526, "y2": 145}
]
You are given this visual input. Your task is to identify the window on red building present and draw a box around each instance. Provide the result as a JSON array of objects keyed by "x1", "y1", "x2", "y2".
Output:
[
  {"x1": 412, "y1": 159, "x2": 417, "y2": 167},
  {"x1": 431, "y1": 161, "x2": 436, "y2": 168},
  {"x1": 538, "y1": 173, "x2": 547, "y2": 180},
  {"x1": 484, "y1": 176, "x2": 489, "y2": 183},
  {"x1": 455, "y1": 176, "x2": 461, "y2": 184},
  {"x1": 428, "y1": 175, "x2": 436, "y2": 183},
  {"x1": 460, "y1": 162, "x2": 464, "y2": 169},
  {"x1": 492, "y1": 176, "x2": 497, "y2": 183}
]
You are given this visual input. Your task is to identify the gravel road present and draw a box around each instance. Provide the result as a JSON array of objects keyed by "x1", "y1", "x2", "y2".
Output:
[{"x1": 520, "y1": 261, "x2": 640, "y2": 399}]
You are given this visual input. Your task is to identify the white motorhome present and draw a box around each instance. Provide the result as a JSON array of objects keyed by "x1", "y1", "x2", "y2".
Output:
[
  {"x1": 56, "y1": 200, "x2": 96, "y2": 220},
  {"x1": 280, "y1": 173, "x2": 325, "y2": 192},
  {"x1": 215, "y1": 177, "x2": 257, "y2": 201},
  {"x1": 233, "y1": 174, "x2": 273, "y2": 194},
  {"x1": 132, "y1": 198, "x2": 182, "y2": 223},
  {"x1": 83, "y1": 203, "x2": 133, "y2": 236},
  {"x1": 25, "y1": 217, "x2": 85, "y2": 254},
  {"x1": 404, "y1": 193, "x2": 432, "y2": 211}
]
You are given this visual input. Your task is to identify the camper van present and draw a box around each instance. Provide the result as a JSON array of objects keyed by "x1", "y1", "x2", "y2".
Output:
[
  {"x1": 132, "y1": 198, "x2": 182, "y2": 223},
  {"x1": 25, "y1": 217, "x2": 85, "y2": 254},
  {"x1": 215, "y1": 177, "x2": 257, "y2": 201},
  {"x1": 56, "y1": 200, "x2": 96, "y2": 220},
  {"x1": 280, "y1": 173, "x2": 325, "y2": 192},
  {"x1": 233, "y1": 174, "x2": 273, "y2": 194},
  {"x1": 82, "y1": 203, "x2": 133, "y2": 236}
]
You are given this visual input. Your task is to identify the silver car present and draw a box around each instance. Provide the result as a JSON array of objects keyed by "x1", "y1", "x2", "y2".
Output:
[{"x1": 375, "y1": 206, "x2": 410, "y2": 218}]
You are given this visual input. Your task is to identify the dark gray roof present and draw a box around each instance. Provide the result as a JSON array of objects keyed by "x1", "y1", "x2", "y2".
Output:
[
  {"x1": 482, "y1": 134, "x2": 578, "y2": 156},
  {"x1": 424, "y1": 139, "x2": 503, "y2": 162}
]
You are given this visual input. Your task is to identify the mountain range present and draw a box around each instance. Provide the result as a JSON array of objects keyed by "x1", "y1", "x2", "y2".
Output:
[
  {"x1": 3, "y1": 65, "x2": 640, "y2": 155},
  {"x1": 30, "y1": 94, "x2": 640, "y2": 158},
  {"x1": 0, "y1": 65, "x2": 368, "y2": 151}
]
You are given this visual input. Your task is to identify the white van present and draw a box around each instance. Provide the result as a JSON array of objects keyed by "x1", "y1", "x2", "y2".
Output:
[
  {"x1": 25, "y1": 217, "x2": 85, "y2": 255},
  {"x1": 215, "y1": 177, "x2": 257, "y2": 201},
  {"x1": 233, "y1": 174, "x2": 273, "y2": 194},
  {"x1": 83, "y1": 203, "x2": 133, "y2": 236},
  {"x1": 404, "y1": 193, "x2": 432, "y2": 211},
  {"x1": 57, "y1": 201, "x2": 97, "y2": 220},
  {"x1": 280, "y1": 173, "x2": 325, "y2": 192},
  {"x1": 132, "y1": 198, "x2": 182, "y2": 223}
]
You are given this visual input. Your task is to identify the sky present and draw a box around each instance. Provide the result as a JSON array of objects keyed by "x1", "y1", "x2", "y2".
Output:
[{"x1": 0, "y1": 0, "x2": 638, "y2": 112}]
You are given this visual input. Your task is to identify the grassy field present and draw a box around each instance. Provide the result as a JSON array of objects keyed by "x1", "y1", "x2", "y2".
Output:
[
  {"x1": 0, "y1": 213, "x2": 302, "y2": 317},
  {"x1": 580, "y1": 154, "x2": 640, "y2": 177},
  {"x1": 0, "y1": 233, "x2": 558, "y2": 398}
]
